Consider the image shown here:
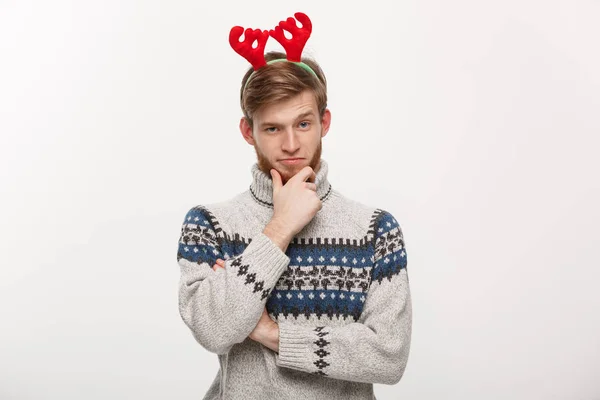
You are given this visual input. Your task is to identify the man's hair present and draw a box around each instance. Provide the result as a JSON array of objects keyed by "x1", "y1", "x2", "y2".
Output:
[{"x1": 240, "y1": 51, "x2": 328, "y2": 129}]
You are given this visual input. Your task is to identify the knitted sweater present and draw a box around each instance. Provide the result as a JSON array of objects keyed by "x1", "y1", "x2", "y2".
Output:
[{"x1": 176, "y1": 158, "x2": 412, "y2": 400}]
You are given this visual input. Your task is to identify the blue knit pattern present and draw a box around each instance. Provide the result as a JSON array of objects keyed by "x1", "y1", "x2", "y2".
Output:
[{"x1": 177, "y1": 206, "x2": 407, "y2": 321}]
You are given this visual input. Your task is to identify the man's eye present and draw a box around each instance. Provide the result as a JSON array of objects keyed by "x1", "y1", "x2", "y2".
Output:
[
  {"x1": 266, "y1": 127, "x2": 277, "y2": 133},
  {"x1": 299, "y1": 121, "x2": 310, "y2": 129}
]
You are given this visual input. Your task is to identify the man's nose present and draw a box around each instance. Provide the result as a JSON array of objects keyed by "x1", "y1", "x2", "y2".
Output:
[{"x1": 281, "y1": 128, "x2": 300, "y2": 152}]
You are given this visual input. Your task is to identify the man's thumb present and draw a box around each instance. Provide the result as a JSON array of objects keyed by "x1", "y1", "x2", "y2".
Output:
[{"x1": 270, "y1": 169, "x2": 282, "y2": 192}]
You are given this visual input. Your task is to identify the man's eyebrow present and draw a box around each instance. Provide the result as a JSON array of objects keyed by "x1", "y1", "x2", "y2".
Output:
[
  {"x1": 295, "y1": 110, "x2": 317, "y2": 120},
  {"x1": 258, "y1": 120, "x2": 281, "y2": 128}
]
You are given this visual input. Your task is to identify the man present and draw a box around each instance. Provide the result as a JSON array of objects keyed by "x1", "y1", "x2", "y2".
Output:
[{"x1": 176, "y1": 12, "x2": 412, "y2": 400}]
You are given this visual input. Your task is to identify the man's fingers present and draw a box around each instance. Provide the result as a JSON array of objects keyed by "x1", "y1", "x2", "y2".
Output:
[
  {"x1": 291, "y1": 166, "x2": 315, "y2": 184},
  {"x1": 271, "y1": 169, "x2": 282, "y2": 193},
  {"x1": 212, "y1": 259, "x2": 226, "y2": 271},
  {"x1": 305, "y1": 182, "x2": 316, "y2": 191}
]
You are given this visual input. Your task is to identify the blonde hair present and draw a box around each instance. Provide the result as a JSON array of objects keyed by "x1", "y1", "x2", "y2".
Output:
[{"x1": 240, "y1": 51, "x2": 328, "y2": 129}]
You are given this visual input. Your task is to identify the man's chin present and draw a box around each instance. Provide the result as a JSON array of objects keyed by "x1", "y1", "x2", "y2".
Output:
[{"x1": 263, "y1": 159, "x2": 311, "y2": 180}]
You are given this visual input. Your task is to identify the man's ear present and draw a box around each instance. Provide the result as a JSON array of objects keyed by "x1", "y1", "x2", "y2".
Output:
[
  {"x1": 321, "y1": 108, "x2": 332, "y2": 138},
  {"x1": 239, "y1": 117, "x2": 255, "y2": 145}
]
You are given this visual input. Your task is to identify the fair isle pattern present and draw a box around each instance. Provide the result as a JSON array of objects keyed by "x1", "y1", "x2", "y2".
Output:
[
  {"x1": 177, "y1": 206, "x2": 406, "y2": 322},
  {"x1": 303, "y1": 210, "x2": 407, "y2": 377},
  {"x1": 312, "y1": 326, "x2": 331, "y2": 376},
  {"x1": 269, "y1": 208, "x2": 383, "y2": 321},
  {"x1": 177, "y1": 205, "x2": 274, "y2": 300},
  {"x1": 178, "y1": 204, "x2": 251, "y2": 262},
  {"x1": 372, "y1": 209, "x2": 408, "y2": 284}
]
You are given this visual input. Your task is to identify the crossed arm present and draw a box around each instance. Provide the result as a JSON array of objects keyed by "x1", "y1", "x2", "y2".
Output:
[
  {"x1": 178, "y1": 206, "x2": 411, "y2": 384},
  {"x1": 212, "y1": 257, "x2": 280, "y2": 352},
  {"x1": 206, "y1": 210, "x2": 412, "y2": 384}
]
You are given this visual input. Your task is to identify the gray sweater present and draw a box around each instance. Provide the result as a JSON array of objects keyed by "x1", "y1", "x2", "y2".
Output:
[{"x1": 176, "y1": 158, "x2": 412, "y2": 399}]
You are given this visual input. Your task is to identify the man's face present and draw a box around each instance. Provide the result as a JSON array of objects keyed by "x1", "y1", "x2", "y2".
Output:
[{"x1": 240, "y1": 90, "x2": 331, "y2": 185}]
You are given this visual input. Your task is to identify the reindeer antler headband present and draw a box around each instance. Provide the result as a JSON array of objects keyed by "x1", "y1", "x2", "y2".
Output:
[{"x1": 229, "y1": 12, "x2": 318, "y2": 89}]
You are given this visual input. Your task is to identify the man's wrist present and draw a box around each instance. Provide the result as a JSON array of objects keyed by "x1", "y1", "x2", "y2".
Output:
[
  {"x1": 263, "y1": 219, "x2": 293, "y2": 253},
  {"x1": 257, "y1": 322, "x2": 280, "y2": 353}
]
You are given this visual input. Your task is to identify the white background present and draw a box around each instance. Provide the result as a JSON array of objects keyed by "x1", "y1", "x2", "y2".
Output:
[{"x1": 1, "y1": 1, "x2": 599, "y2": 399}]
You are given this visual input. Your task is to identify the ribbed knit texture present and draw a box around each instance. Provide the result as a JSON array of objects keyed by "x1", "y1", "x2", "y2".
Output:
[{"x1": 176, "y1": 159, "x2": 412, "y2": 400}]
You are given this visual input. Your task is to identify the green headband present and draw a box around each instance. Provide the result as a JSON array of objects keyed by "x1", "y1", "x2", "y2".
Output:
[{"x1": 243, "y1": 59, "x2": 318, "y2": 91}]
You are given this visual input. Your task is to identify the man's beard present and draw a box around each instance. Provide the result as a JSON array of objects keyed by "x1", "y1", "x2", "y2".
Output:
[{"x1": 254, "y1": 138, "x2": 322, "y2": 185}]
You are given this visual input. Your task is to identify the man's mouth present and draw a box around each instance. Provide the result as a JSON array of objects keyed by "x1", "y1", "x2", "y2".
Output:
[{"x1": 280, "y1": 158, "x2": 304, "y2": 165}]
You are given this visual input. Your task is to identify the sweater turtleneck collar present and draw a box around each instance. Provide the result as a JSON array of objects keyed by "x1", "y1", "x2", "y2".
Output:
[{"x1": 249, "y1": 158, "x2": 333, "y2": 207}]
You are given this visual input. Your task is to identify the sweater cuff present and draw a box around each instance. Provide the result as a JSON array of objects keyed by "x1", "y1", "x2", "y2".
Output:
[
  {"x1": 275, "y1": 323, "x2": 316, "y2": 373},
  {"x1": 244, "y1": 231, "x2": 291, "y2": 284}
]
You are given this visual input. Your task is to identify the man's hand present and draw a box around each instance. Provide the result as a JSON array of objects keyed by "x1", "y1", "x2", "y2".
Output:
[
  {"x1": 270, "y1": 167, "x2": 322, "y2": 238},
  {"x1": 248, "y1": 307, "x2": 279, "y2": 353},
  {"x1": 211, "y1": 258, "x2": 280, "y2": 353}
]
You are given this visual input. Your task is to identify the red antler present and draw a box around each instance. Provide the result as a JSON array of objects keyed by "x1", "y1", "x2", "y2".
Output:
[
  {"x1": 229, "y1": 26, "x2": 269, "y2": 70},
  {"x1": 269, "y1": 12, "x2": 312, "y2": 62}
]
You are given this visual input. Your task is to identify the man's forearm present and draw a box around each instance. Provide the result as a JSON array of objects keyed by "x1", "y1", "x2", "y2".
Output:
[
  {"x1": 263, "y1": 219, "x2": 294, "y2": 253},
  {"x1": 254, "y1": 220, "x2": 289, "y2": 353}
]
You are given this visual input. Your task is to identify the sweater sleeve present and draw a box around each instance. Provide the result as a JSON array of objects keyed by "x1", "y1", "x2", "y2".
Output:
[
  {"x1": 177, "y1": 205, "x2": 291, "y2": 355},
  {"x1": 274, "y1": 210, "x2": 412, "y2": 385}
]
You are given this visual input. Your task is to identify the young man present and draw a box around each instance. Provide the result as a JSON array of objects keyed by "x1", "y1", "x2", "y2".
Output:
[{"x1": 176, "y1": 14, "x2": 411, "y2": 400}]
